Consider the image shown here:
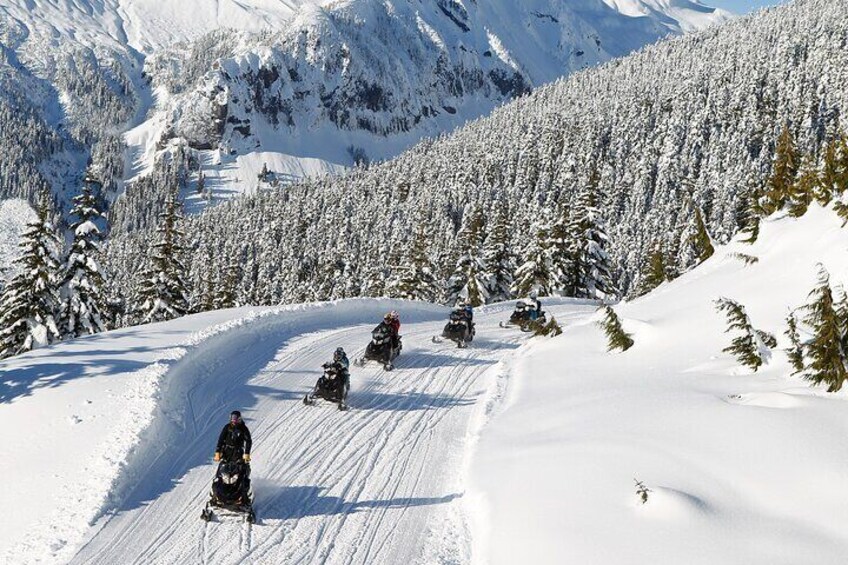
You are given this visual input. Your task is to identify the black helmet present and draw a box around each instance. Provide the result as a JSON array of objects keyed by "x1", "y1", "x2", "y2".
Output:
[
  {"x1": 334, "y1": 347, "x2": 345, "y2": 360},
  {"x1": 230, "y1": 410, "x2": 242, "y2": 422}
]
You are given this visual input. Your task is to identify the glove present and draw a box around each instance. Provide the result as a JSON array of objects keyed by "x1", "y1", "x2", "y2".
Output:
[
  {"x1": 243, "y1": 454, "x2": 251, "y2": 463},
  {"x1": 214, "y1": 452, "x2": 221, "y2": 462}
]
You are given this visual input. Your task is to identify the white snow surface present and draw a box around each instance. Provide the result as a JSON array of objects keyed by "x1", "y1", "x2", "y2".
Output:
[
  {"x1": 470, "y1": 204, "x2": 848, "y2": 564},
  {"x1": 0, "y1": 0, "x2": 331, "y2": 55},
  {"x1": 5, "y1": 205, "x2": 846, "y2": 564}
]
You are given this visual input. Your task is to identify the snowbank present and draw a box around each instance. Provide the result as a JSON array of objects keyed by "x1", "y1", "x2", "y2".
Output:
[{"x1": 469, "y1": 205, "x2": 848, "y2": 564}]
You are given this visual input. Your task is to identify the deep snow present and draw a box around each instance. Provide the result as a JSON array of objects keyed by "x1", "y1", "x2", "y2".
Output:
[
  {"x1": 4, "y1": 206, "x2": 848, "y2": 563},
  {"x1": 469, "y1": 204, "x2": 848, "y2": 564}
]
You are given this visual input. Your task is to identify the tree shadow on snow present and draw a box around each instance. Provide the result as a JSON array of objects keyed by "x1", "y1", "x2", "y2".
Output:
[
  {"x1": 255, "y1": 483, "x2": 461, "y2": 520},
  {"x1": 0, "y1": 357, "x2": 149, "y2": 403}
]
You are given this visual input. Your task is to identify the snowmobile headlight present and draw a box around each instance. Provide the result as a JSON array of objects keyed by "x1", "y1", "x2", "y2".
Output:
[{"x1": 222, "y1": 472, "x2": 239, "y2": 485}]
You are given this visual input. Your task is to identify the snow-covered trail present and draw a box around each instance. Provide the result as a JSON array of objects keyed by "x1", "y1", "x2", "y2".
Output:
[{"x1": 71, "y1": 306, "x2": 529, "y2": 564}]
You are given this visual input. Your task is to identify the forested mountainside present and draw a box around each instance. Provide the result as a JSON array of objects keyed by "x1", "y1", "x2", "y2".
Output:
[
  {"x1": 102, "y1": 0, "x2": 848, "y2": 314},
  {"x1": 0, "y1": 0, "x2": 726, "y2": 231},
  {"x1": 113, "y1": 0, "x2": 728, "y2": 231}
]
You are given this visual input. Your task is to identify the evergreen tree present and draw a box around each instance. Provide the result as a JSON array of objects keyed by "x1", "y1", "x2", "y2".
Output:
[
  {"x1": 387, "y1": 222, "x2": 440, "y2": 301},
  {"x1": 787, "y1": 153, "x2": 818, "y2": 217},
  {"x1": 688, "y1": 206, "x2": 715, "y2": 265},
  {"x1": 535, "y1": 315, "x2": 563, "y2": 337},
  {"x1": 446, "y1": 205, "x2": 488, "y2": 306},
  {"x1": 511, "y1": 216, "x2": 553, "y2": 298},
  {"x1": 739, "y1": 185, "x2": 765, "y2": 245},
  {"x1": 715, "y1": 297, "x2": 776, "y2": 371},
  {"x1": 0, "y1": 192, "x2": 63, "y2": 357},
  {"x1": 60, "y1": 182, "x2": 108, "y2": 337},
  {"x1": 481, "y1": 203, "x2": 514, "y2": 303},
  {"x1": 599, "y1": 305, "x2": 633, "y2": 352},
  {"x1": 214, "y1": 262, "x2": 242, "y2": 309},
  {"x1": 196, "y1": 169, "x2": 206, "y2": 194},
  {"x1": 762, "y1": 126, "x2": 800, "y2": 214},
  {"x1": 568, "y1": 184, "x2": 617, "y2": 299},
  {"x1": 801, "y1": 266, "x2": 848, "y2": 392},
  {"x1": 784, "y1": 310, "x2": 805, "y2": 375},
  {"x1": 133, "y1": 194, "x2": 191, "y2": 323},
  {"x1": 817, "y1": 134, "x2": 848, "y2": 204},
  {"x1": 547, "y1": 201, "x2": 575, "y2": 296},
  {"x1": 636, "y1": 241, "x2": 669, "y2": 297}
]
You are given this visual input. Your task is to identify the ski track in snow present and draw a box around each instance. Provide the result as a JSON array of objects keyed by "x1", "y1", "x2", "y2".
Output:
[{"x1": 69, "y1": 306, "x2": 537, "y2": 564}]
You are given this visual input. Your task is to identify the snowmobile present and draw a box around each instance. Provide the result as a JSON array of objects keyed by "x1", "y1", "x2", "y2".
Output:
[
  {"x1": 303, "y1": 362, "x2": 350, "y2": 411},
  {"x1": 356, "y1": 322, "x2": 402, "y2": 370},
  {"x1": 499, "y1": 300, "x2": 546, "y2": 332},
  {"x1": 433, "y1": 310, "x2": 475, "y2": 348},
  {"x1": 200, "y1": 459, "x2": 256, "y2": 523}
]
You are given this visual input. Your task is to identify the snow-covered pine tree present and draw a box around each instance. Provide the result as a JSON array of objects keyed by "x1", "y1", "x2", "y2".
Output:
[
  {"x1": 60, "y1": 182, "x2": 108, "y2": 337},
  {"x1": 784, "y1": 310, "x2": 805, "y2": 375},
  {"x1": 714, "y1": 297, "x2": 776, "y2": 371},
  {"x1": 547, "y1": 200, "x2": 575, "y2": 296},
  {"x1": 481, "y1": 202, "x2": 514, "y2": 303},
  {"x1": 446, "y1": 205, "x2": 488, "y2": 306},
  {"x1": 690, "y1": 207, "x2": 715, "y2": 264},
  {"x1": 739, "y1": 183, "x2": 766, "y2": 244},
  {"x1": 787, "y1": 153, "x2": 818, "y2": 218},
  {"x1": 196, "y1": 169, "x2": 206, "y2": 195},
  {"x1": 0, "y1": 191, "x2": 63, "y2": 358},
  {"x1": 568, "y1": 182, "x2": 617, "y2": 300},
  {"x1": 762, "y1": 126, "x2": 799, "y2": 214},
  {"x1": 635, "y1": 241, "x2": 669, "y2": 297},
  {"x1": 599, "y1": 305, "x2": 633, "y2": 352},
  {"x1": 511, "y1": 215, "x2": 552, "y2": 298},
  {"x1": 214, "y1": 259, "x2": 241, "y2": 310},
  {"x1": 535, "y1": 316, "x2": 563, "y2": 337},
  {"x1": 386, "y1": 221, "x2": 440, "y2": 301},
  {"x1": 815, "y1": 134, "x2": 847, "y2": 204},
  {"x1": 133, "y1": 194, "x2": 191, "y2": 323},
  {"x1": 801, "y1": 266, "x2": 848, "y2": 392}
]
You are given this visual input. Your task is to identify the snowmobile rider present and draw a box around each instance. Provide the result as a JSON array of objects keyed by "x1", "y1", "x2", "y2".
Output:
[
  {"x1": 457, "y1": 300, "x2": 474, "y2": 325},
  {"x1": 527, "y1": 290, "x2": 542, "y2": 321},
  {"x1": 384, "y1": 310, "x2": 401, "y2": 349},
  {"x1": 321, "y1": 347, "x2": 351, "y2": 389},
  {"x1": 332, "y1": 346, "x2": 350, "y2": 370},
  {"x1": 215, "y1": 410, "x2": 253, "y2": 464}
]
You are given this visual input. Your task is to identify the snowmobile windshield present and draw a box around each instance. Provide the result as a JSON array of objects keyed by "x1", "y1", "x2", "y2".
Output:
[
  {"x1": 372, "y1": 325, "x2": 390, "y2": 339},
  {"x1": 450, "y1": 311, "x2": 464, "y2": 321}
]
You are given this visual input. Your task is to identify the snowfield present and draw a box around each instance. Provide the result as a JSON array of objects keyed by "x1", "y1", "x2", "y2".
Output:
[
  {"x1": 3, "y1": 206, "x2": 848, "y2": 563},
  {"x1": 471, "y1": 204, "x2": 848, "y2": 565}
]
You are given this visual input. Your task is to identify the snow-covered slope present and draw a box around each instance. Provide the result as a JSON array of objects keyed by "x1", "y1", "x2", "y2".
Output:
[
  {"x1": 0, "y1": 0, "x2": 329, "y2": 56},
  {"x1": 128, "y1": 0, "x2": 731, "y2": 209},
  {"x1": 470, "y1": 205, "x2": 848, "y2": 564},
  {"x1": 1, "y1": 0, "x2": 729, "y2": 222},
  {"x1": 4, "y1": 204, "x2": 848, "y2": 563}
]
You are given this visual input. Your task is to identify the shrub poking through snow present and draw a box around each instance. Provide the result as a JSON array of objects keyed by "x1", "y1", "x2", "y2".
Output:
[
  {"x1": 800, "y1": 265, "x2": 848, "y2": 392},
  {"x1": 784, "y1": 310, "x2": 805, "y2": 375},
  {"x1": 534, "y1": 316, "x2": 563, "y2": 337},
  {"x1": 634, "y1": 479, "x2": 651, "y2": 504},
  {"x1": 714, "y1": 297, "x2": 776, "y2": 371},
  {"x1": 600, "y1": 305, "x2": 633, "y2": 351},
  {"x1": 729, "y1": 252, "x2": 759, "y2": 266}
]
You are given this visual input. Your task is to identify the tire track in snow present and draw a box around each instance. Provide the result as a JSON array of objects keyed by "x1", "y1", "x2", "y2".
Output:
[{"x1": 71, "y1": 307, "x2": 526, "y2": 564}]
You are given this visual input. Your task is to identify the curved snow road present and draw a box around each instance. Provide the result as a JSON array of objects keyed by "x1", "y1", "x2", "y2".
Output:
[{"x1": 71, "y1": 304, "x2": 526, "y2": 564}]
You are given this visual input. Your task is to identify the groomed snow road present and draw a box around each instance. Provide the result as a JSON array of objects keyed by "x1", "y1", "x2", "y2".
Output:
[{"x1": 68, "y1": 300, "x2": 567, "y2": 564}]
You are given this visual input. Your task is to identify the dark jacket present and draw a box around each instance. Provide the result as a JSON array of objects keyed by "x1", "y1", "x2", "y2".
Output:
[{"x1": 216, "y1": 421, "x2": 252, "y2": 461}]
